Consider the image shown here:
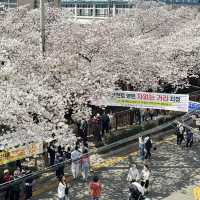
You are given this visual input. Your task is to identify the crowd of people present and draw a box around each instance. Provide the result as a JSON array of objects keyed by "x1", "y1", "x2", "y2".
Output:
[
  {"x1": 57, "y1": 174, "x2": 102, "y2": 200},
  {"x1": 2, "y1": 165, "x2": 35, "y2": 200},
  {"x1": 45, "y1": 139, "x2": 90, "y2": 180},
  {"x1": 78, "y1": 109, "x2": 159, "y2": 144},
  {"x1": 1, "y1": 110, "x2": 193, "y2": 200},
  {"x1": 1, "y1": 138, "x2": 89, "y2": 200},
  {"x1": 78, "y1": 112, "x2": 112, "y2": 144},
  {"x1": 127, "y1": 164, "x2": 151, "y2": 200}
]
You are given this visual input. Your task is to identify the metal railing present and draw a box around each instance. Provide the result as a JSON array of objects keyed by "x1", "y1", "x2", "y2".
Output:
[
  {"x1": 0, "y1": 153, "x2": 88, "y2": 198},
  {"x1": 86, "y1": 108, "x2": 165, "y2": 139},
  {"x1": 77, "y1": 109, "x2": 141, "y2": 141}
]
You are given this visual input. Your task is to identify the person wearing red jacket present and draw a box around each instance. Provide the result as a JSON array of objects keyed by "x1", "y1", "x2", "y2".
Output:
[
  {"x1": 3, "y1": 169, "x2": 13, "y2": 200},
  {"x1": 89, "y1": 175, "x2": 102, "y2": 200}
]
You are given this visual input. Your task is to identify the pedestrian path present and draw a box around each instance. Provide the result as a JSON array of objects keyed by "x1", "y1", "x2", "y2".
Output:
[{"x1": 35, "y1": 135, "x2": 199, "y2": 200}]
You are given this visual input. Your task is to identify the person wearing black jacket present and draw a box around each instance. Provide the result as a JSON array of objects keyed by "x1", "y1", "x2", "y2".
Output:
[
  {"x1": 10, "y1": 179, "x2": 21, "y2": 200},
  {"x1": 48, "y1": 143, "x2": 56, "y2": 166},
  {"x1": 65, "y1": 147, "x2": 71, "y2": 161},
  {"x1": 24, "y1": 171, "x2": 35, "y2": 200},
  {"x1": 144, "y1": 136, "x2": 152, "y2": 160},
  {"x1": 56, "y1": 157, "x2": 64, "y2": 178}
]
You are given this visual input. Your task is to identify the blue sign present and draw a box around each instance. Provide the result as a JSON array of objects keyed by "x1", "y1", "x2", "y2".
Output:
[{"x1": 188, "y1": 101, "x2": 200, "y2": 112}]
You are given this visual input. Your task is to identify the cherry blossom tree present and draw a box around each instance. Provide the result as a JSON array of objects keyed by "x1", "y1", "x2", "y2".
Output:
[{"x1": 1, "y1": 5, "x2": 200, "y2": 147}]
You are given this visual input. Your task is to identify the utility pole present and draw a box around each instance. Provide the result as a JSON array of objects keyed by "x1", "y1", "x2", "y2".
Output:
[{"x1": 40, "y1": 0, "x2": 45, "y2": 56}]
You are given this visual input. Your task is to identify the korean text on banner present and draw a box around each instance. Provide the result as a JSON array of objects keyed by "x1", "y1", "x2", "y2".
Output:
[
  {"x1": 0, "y1": 142, "x2": 43, "y2": 165},
  {"x1": 91, "y1": 91, "x2": 189, "y2": 112}
]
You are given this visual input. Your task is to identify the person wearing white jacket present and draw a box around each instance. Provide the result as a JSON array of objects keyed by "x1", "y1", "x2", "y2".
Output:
[
  {"x1": 58, "y1": 176, "x2": 66, "y2": 200},
  {"x1": 71, "y1": 146, "x2": 81, "y2": 179},
  {"x1": 127, "y1": 164, "x2": 140, "y2": 183}
]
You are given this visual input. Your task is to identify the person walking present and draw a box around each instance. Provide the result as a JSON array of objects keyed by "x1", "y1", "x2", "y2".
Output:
[
  {"x1": 101, "y1": 112, "x2": 110, "y2": 137},
  {"x1": 80, "y1": 119, "x2": 88, "y2": 144},
  {"x1": 14, "y1": 166, "x2": 25, "y2": 178},
  {"x1": 65, "y1": 147, "x2": 71, "y2": 161},
  {"x1": 140, "y1": 164, "x2": 151, "y2": 194},
  {"x1": 149, "y1": 109, "x2": 154, "y2": 120},
  {"x1": 10, "y1": 178, "x2": 21, "y2": 200},
  {"x1": 127, "y1": 164, "x2": 140, "y2": 183},
  {"x1": 81, "y1": 149, "x2": 90, "y2": 181},
  {"x1": 95, "y1": 114, "x2": 102, "y2": 142},
  {"x1": 56, "y1": 157, "x2": 65, "y2": 179},
  {"x1": 3, "y1": 169, "x2": 13, "y2": 200},
  {"x1": 71, "y1": 146, "x2": 81, "y2": 179},
  {"x1": 11, "y1": 167, "x2": 24, "y2": 200},
  {"x1": 140, "y1": 109, "x2": 145, "y2": 124},
  {"x1": 57, "y1": 176, "x2": 70, "y2": 200},
  {"x1": 128, "y1": 180, "x2": 145, "y2": 200},
  {"x1": 144, "y1": 136, "x2": 152, "y2": 160},
  {"x1": 48, "y1": 142, "x2": 56, "y2": 166},
  {"x1": 176, "y1": 123, "x2": 184, "y2": 145},
  {"x1": 24, "y1": 171, "x2": 35, "y2": 200},
  {"x1": 89, "y1": 175, "x2": 102, "y2": 200},
  {"x1": 139, "y1": 136, "x2": 145, "y2": 161},
  {"x1": 186, "y1": 129, "x2": 193, "y2": 148}
]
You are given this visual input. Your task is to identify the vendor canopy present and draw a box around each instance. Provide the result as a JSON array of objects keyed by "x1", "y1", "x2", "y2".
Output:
[{"x1": 91, "y1": 91, "x2": 189, "y2": 112}]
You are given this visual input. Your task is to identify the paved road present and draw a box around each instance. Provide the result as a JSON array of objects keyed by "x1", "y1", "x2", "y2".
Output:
[{"x1": 36, "y1": 135, "x2": 200, "y2": 200}]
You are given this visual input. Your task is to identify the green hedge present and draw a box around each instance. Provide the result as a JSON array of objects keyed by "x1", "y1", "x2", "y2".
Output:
[
  {"x1": 158, "y1": 117, "x2": 171, "y2": 125},
  {"x1": 143, "y1": 121, "x2": 158, "y2": 130},
  {"x1": 105, "y1": 125, "x2": 142, "y2": 144},
  {"x1": 104, "y1": 115, "x2": 180, "y2": 145}
]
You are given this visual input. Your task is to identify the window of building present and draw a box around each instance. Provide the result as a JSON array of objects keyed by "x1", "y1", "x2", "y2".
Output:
[{"x1": 96, "y1": 3, "x2": 108, "y2": 8}]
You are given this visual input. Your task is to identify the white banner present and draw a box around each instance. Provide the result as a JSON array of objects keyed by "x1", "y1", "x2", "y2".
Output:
[{"x1": 91, "y1": 91, "x2": 189, "y2": 112}]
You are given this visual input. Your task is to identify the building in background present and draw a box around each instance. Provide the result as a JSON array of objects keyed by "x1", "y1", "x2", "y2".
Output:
[
  {"x1": 59, "y1": 0, "x2": 200, "y2": 18},
  {"x1": 0, "y1": 0, "x2": 200, "y2": 18},
  {"x1": 0, "y1": 0, "x2": 39, "y2": 8},
  {"x1": 0, "y1": 0, "x2": 57, "y2": 9},
  {"x1": 60, "y1": 0, "x2": 132, "y2": 17},
  {"x1": 160, "y1": 0, "x2": 200, "y2": 4}
]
